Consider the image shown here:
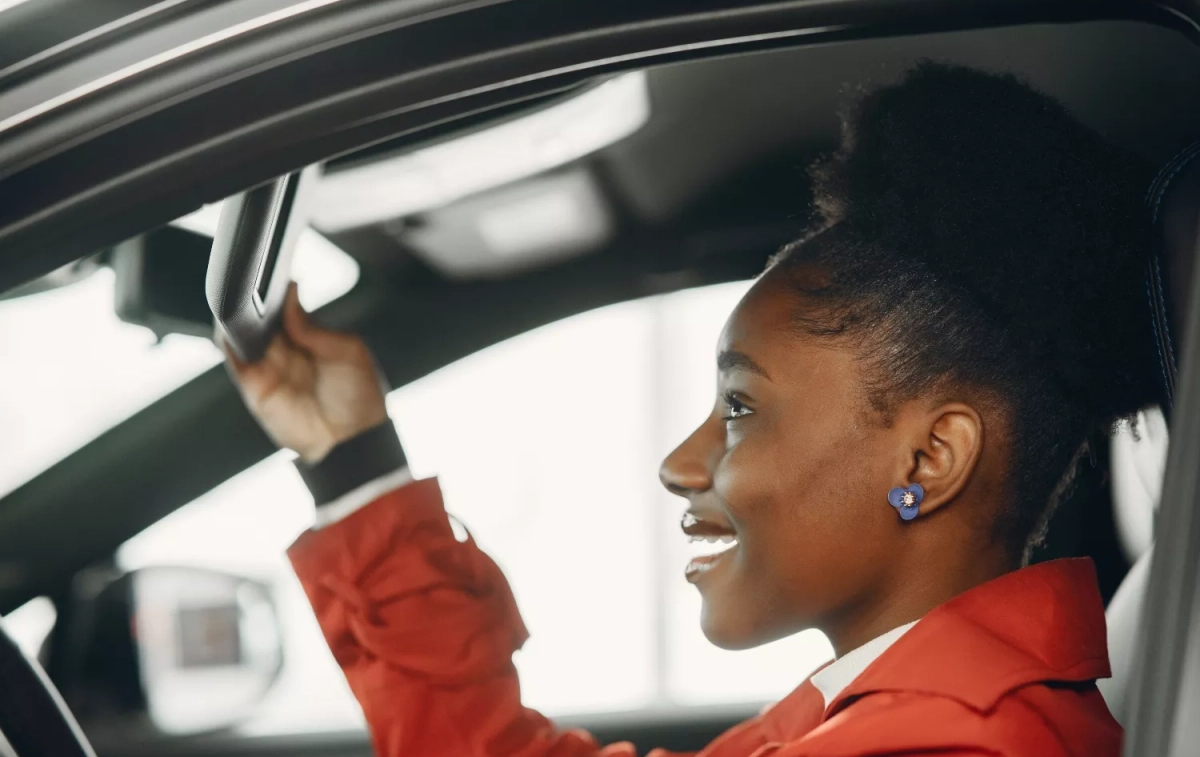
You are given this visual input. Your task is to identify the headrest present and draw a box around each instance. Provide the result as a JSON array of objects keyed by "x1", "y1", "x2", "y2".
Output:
[{"x1": 1145, "y1": 143, "x2": 1200, "y2": 413}]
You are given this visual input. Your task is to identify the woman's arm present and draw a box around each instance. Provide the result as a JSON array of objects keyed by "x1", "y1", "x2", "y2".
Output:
[
  {"x1": 289, "y1": 476, "x2": 643, "y2": 757},
  {"x1": 221, "y1": 287, "x2": 691, "y2": 757}
]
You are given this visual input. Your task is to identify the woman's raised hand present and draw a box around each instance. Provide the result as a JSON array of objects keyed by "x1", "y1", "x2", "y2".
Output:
[{"x1": 222, "y1": 283, "x2": 389, "y2": 463}]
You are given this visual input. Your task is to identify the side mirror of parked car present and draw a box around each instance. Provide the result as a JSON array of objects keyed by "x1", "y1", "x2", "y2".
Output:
[{"x1": 47, "y1": 565, "x2": 284, "y2": 737}]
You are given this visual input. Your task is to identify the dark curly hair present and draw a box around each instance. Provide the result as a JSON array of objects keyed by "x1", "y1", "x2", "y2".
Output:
[{"x1": 770, "y1": 62, "x2": 1162, "y2": 561}]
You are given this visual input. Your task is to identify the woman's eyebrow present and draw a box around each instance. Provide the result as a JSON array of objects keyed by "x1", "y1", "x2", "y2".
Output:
[{"x1": 717, "y1": 349, "x2": 771, "y2": 380}]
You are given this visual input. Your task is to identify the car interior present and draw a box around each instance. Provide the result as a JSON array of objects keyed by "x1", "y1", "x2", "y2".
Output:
[{"x1": 1, "y1": 3, "x2": 1200, "y2": 756}]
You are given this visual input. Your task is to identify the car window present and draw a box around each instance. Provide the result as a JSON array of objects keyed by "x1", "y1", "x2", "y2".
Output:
[
  {"x1": 117, "y1": 280, "x2": 835, "y2": 735},
  {"x1": 0, "y1": 229, "x2": 358, "y2": 499}
]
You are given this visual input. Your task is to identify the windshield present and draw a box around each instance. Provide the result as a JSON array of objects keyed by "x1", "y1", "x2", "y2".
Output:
[{"x1": 0, "y1": 227, "x2": 358, "y2": 498}]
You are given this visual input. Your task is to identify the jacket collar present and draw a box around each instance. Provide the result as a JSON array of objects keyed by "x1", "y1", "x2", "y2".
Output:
[{"x1": 826, "y1": 557, "x2": 1111, "y2": 717}]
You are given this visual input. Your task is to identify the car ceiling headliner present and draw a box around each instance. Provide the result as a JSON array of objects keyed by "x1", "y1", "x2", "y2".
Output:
[{"x1": 601, "y1": 20, "x2": 1200, "y2": 227}]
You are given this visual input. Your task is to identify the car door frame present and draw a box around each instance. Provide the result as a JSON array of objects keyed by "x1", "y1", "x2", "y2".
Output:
[{"x1": 2, "y1": 0, "x2": 1198, "y2": 292}]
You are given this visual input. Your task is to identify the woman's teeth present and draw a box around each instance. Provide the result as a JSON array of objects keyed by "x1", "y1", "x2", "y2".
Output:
[
  {"x1": 686, "y1": 533, "x2": 738, "y2": 559},
  {"x1": 681, "y1": 513, "x2": 738, "y2": 579},
  {"x1": 684, "y1": 534, "x2": 738, "y2": 581}
]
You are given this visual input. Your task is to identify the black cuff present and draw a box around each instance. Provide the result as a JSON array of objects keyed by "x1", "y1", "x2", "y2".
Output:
[{"x1": 294, "y1": 421, "x2": 407, "y2": 506}]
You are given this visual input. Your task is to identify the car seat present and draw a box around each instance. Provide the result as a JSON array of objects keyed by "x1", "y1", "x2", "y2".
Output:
[{"x1": 1098, "y1": 142, "x2": 1200, "y2": 725}]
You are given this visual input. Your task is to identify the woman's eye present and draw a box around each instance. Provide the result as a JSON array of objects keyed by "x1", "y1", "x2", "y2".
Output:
[{"x1": 722, "y1": 392, "x2": 754, "y2": 421}]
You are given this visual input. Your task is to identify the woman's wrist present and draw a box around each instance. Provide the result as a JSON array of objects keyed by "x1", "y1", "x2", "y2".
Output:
[{"x1": 294, "y1": 420, "x2": 408, "y2": 506}]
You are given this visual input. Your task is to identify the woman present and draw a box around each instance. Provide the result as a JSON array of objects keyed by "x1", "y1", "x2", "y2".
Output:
[{"x1": 226, "y1": 63, "x2": 1158, "y2": 756}]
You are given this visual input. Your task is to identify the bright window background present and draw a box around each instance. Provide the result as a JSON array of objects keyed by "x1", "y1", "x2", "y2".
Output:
[
  {"x1": 0, "y1": 230, "x2": 358, "y2": 499},
  {"x1": 117, "y1": 279, "x2": 834, "y2": 736},
  {"x1": 0, "y1": 270, "x2": 220, "y2": 498}
]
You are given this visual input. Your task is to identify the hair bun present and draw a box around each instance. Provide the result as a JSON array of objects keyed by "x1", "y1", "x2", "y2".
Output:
[{"x1": 811, "y1": 61, "x2": 1160, "y2": 422}]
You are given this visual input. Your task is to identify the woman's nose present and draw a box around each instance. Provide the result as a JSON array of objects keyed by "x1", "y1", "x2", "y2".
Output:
[{"x1": 659, "y1": 421, "x2": 717, "y2": 497}]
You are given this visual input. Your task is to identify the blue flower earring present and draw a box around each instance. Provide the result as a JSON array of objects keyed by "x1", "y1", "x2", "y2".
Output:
[{"x1": 888, "y1": 483, "x2": 924, "y2": 521}]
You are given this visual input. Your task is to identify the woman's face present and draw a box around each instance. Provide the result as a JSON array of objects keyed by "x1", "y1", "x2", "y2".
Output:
[{"x1": 660, "y1": 269, "x2": 913, "y2": 649}]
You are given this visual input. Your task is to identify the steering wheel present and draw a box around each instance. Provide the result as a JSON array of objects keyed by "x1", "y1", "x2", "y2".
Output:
[{"x1": 0, "y1": 624, "x2": 95, "y2": 757}]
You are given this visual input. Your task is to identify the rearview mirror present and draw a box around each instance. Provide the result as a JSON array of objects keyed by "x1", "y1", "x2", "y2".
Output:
[
  {"x1": 207, "y1": 167, "x2": 319, "y2": 362},
  {"x1": 49, "y1": 566, "x2": 283, "y2": 737}
]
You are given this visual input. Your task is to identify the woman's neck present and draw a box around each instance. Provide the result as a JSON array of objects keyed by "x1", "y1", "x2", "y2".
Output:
[{"x1": 824, "y1": 543, "x2": 1017, "y2": 658}]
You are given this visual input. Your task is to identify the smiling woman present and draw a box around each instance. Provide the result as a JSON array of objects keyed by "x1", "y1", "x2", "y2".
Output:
[
  {"x1": 1, "y1": 2, "x2": 1198, "y2": 754},
  {"x1": 116, "y1": 280, "x2": 835, "y2": 736},
  {"x1": 209, "y1": 62, "x2": 1161, "y2": 757}
]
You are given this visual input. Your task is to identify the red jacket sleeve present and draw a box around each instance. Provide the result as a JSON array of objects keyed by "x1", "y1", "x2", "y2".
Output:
[{"x1": 288, "y1": 477, "x2": 684, "y2": 757}]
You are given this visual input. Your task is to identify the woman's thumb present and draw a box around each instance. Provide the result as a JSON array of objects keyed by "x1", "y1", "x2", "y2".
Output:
[
  {"x1": 283, "y1": 283, "x2": 318, "y2": 343},
  {"x1": 282, "y1": 282, "x2": 352, "y2": 357}
]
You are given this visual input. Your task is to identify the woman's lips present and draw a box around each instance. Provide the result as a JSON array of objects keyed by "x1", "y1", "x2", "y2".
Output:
[{"x1": 682, "y1": 512, "x2": 738, "y2": 582}]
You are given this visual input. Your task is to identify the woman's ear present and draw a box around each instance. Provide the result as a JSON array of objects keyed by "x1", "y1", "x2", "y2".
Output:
[{"x1": 904, "y1": 402, "x2": 984, "y2": 516}]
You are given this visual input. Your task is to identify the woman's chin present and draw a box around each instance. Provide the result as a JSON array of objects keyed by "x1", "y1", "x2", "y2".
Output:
[
  {"x1": 699, "y1": 589, "x2": 807, "y2": 650},
  {"x1": 699, "y1": 599, "x2": 765, "y2": 651}
]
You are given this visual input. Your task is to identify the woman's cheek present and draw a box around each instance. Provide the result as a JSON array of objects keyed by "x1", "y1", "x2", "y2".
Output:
[{"x1": 712, "y1": 424, "x2": 778, "y2": 521}]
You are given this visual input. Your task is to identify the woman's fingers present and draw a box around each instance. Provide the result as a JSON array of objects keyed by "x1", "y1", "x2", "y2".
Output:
[
  {"x1": 281, "y1": 283, "x2": 311, "y2": 340},
  {"x1": 283, "y1": 284, "x2": 345, "y2": 355},
  {"x1": 216, "y1": 330, "x2": 246, "y2": 371},
  {"x1": 219, "y1": 289, "x2": 327, "y2": 402},
  {"x1": 222, "y1": 284, "x2": 385, "y2": 462},
  {"x1": 217, "y1": 330, "x2": 259, "y2": 387},
  {"x1": 218, "y1": 330, "x2": 282, "y2": 404},
  {"x1": 282, "y1": 282, "x2": 374, "y2": 366}
]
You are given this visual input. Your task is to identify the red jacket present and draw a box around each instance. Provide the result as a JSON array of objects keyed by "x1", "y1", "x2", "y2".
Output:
[{"x1": 289, "y1": 477, "x2": 1122, "y2": 757}]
